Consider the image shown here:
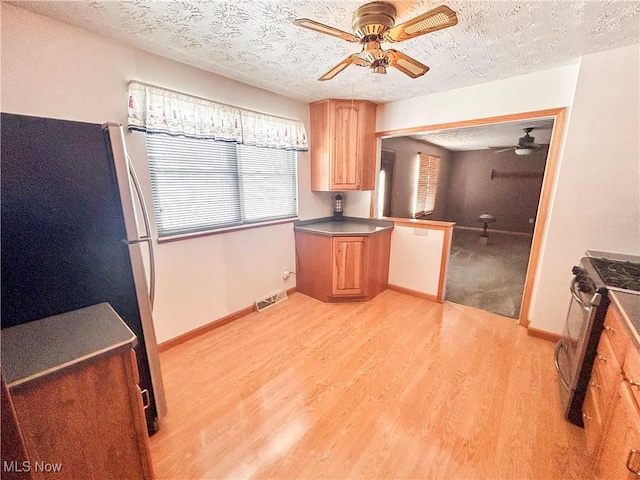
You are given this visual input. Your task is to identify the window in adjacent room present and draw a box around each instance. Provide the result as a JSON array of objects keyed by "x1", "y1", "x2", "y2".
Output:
[{"x1": 414, "y1": 153, "x2": 440, "y2": 217}]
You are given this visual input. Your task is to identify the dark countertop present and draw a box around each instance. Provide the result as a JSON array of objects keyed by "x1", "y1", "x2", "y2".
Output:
[
  {"x1": 294, "y1": 217, "x2": 394, "y2": 236},
  {"x1": 611, "y1": 291, "x2": 640, "y2": 346},
  {"x1": 1, "y1": 303, "x2": 137, "y2": 388}
]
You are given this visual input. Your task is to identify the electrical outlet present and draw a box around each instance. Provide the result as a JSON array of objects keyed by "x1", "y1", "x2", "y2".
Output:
[{"x1": 282, "y1": 268, "x2": 291, "y2": 280}]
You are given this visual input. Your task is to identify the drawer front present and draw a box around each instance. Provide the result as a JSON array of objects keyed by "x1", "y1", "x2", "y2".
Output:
[
  {"x1": 596, "y1": 332, "x2": 623, "y2": 396},
  {"x1": 583, "y1": 375, "x2": 604, "y2": 456},
  {"x1": 603, "y1": 304, "x2": 629, "y2": 366},
  {"x1": 624, "y1": 344, "x2": 640, "y2": 409}
]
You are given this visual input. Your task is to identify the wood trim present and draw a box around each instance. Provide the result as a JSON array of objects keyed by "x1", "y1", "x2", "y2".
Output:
[
  {"x1": 387, "y1": 284, "x2": 438, "y2": 303},
  {"x1": 375, "y1": 108, "x2": 566, "y2": 138},
  {"x1": 376, "y1": 107, "x2": 567, "y2": 328},
  {"x1": 527, "y1": 327, "x2": 561, "y2": 343},
  {"x1": 385, "y1": 217, "x2": 456, "y2": 230},
  {"x1": 437, "y1": 224, "x2": 453, "y2": 303},
  {"x1": 491, "y1": 169, "x2": 543, "y2": 180},
  {"x1": 519, "y1": 107, "x2": 566, "y2": 328},
  {"x1": 158, "y1": 287, "x2": 298, "y2": 352}
]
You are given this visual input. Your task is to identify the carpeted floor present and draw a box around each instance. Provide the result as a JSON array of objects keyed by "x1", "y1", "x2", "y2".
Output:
[{"x1": 445, "y1": 227, "x2": 533, "y2": 319}]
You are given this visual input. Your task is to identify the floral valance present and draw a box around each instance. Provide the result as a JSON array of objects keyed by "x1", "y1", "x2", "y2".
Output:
[{"x1": 127, "y1": 81, "x2": 308, "y2": 151}]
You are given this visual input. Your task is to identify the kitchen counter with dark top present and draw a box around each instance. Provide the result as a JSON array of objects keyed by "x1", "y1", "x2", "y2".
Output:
[
  {"x1": 294, "y1": 217, "x2": 394, "y2": 236},
  {"x1": 2, "y1": 302, "x2": 137, "y2": 387}
]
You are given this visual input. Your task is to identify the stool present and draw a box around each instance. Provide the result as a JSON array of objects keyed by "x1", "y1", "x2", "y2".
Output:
[{"x1": 477, "y1": 214, "x2": 496, "y2": 245}]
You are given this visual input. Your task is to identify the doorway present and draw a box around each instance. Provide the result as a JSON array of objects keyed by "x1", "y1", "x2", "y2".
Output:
[
  {"x1": 374, "y1": 108, "x2": 567, "y2": 326},
  {"x1": 378, "y1": 149, "x2": 395, "y2": 217}
]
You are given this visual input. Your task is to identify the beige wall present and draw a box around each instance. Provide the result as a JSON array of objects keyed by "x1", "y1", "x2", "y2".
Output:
[
  {"x1": 0, "y1": 4, "x2": 334, "y2": 342},
  {"x1": 380, "y1": 137, "x2": 452, "y2": 219},
  {"x1": 445, "y1": 147, "x2": 548, "y2": 233}
]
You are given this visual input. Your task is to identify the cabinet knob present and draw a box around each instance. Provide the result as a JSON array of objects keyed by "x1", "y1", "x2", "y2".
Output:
[
  {"x1": 582, "y1": 412, "x2": 591, "y2": 423},
  {"x1": 597, "y1": 354, "x2": 607, "y2": 363},
  {"x1": 590, "y1": 381, "x2": 601, "y2": 389},
  {"x1": 604, "y1": 324, "x2": 616, "y2": 333},
  {"x1": 627, "y1": 449, "x2": 640, "y2": 475},
  {"x1": 627, "y1": 378, "x2": 640, "y2": 387}
]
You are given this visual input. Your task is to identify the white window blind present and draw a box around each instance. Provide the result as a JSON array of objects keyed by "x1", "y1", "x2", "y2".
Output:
[
  {"x1": 414, "y1": 153, "x2": 440, "y2": 217},
  {"x1": 146, "y1": 133, "x2": 297, "y2": 237}
]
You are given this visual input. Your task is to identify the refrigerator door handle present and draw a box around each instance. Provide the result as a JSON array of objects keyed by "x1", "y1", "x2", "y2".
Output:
[{"x1": 127, "y1": 159, "x2": 156, "y2": 309}]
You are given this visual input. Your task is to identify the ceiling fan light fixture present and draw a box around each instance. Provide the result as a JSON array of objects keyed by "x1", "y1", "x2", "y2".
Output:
[
  {"x1": 294, "y1": 2, "x2": 458, "y2": 81},
  {"x1": 515, "y1": 147, "x2": 535, "y2": 156}
]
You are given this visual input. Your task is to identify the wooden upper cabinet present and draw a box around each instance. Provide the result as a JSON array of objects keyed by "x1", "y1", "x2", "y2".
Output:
[{"x1": 310, "y1": 99, "x2": 377, "y2": 191}]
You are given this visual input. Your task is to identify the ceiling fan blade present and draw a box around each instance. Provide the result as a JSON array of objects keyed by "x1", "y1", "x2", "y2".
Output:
[
  {"x1": 318, "y1": 55, "x2": 363, "y2": 81},
  {"x1": 386, "y1": 50, "x2": 429, "y2": 78},
  {"x1": 384, "y1": 5, "x2": 458, "y2": 43},
  {"x1": 293, "y1": 18, "x2": 359, "y2": 43}
]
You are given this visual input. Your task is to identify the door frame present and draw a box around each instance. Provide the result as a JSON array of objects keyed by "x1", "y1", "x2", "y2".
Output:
[
  {"x1": 379, "y1": 148, "x2": 396, "y2": 217},
  {"x1": 373, "y1": 107, "x2": 567, "y2": 328}
]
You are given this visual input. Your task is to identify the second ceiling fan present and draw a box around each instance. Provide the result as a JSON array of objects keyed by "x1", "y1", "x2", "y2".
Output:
[
  {"x1": 293, "y1": 2, "x2": 458, "y2": 81},
  {"x1": 492, "y1": 128, "x2": 542, "y2": 156}
]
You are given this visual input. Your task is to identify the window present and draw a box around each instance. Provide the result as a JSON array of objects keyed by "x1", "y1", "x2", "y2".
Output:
[
  {"x1": 414, "y1": 153, "x2": 440, "y2": 217},
  {"x1": 146, "y1": 133, "x2": 297, "y2": 237},
  {"x1": 127, "y1": 81, "x2": 307, "y2": 238}
]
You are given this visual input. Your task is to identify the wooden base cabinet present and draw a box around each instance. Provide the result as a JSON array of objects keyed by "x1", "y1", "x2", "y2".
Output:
[
  {"x1": 296, "y1": 229, "x2": 391, "y2": 303},
  {"x1": 309, "y1": 99, "x2": 377, "y2": 191},
  {"x1": 584, "y1": 302, "x2": 640, "y2": 478},
  {"x1": 8, "y1": 349, "x2": 154, "y2": 480},
  {"x1": 597, "y1": 382, "x2": 640, "y2": 479}
]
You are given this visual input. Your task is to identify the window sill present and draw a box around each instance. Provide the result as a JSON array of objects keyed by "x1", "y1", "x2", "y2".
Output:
[{"x1": 157, "y1": 217, "x2": 299, "y2": 244}]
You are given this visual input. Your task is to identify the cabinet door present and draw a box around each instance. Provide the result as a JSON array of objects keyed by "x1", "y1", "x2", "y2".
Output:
[
  {"x1": 597, "y1": 382, "x2": 640, "y2": 479},
  {"x1": 331, "y1": 103, "x2": 361, "y2": 190},
  {"x1": 332, "y1": 236, "x2": 367, "y2": 296}
]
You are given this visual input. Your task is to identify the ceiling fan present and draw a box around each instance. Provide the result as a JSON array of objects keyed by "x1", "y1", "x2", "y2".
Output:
[
  {"x1": 293, "y1": 2, "x2": 458, "y2": 81},
  {"x1": 492, "y1": 128, "x2": 542, "y2": 155}
]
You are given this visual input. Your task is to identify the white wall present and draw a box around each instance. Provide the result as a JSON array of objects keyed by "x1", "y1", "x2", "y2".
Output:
[
  {"x1": 388, "y1": 226, "x2": 445, "y2": 296},
  {"x1": 376, "y1": 64, "x2": 581, "y2": 132},
  {"x1": 531, "y1": 44, "x2": 640, "y2": 333},
  {"x1": 377, "y1": 45, "x2": 640, "y2": 334},
  {"x1": 0, "y1": 3, "x2": 333, "y2": 342}
]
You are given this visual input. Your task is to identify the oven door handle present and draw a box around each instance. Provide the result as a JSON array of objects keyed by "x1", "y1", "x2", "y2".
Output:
[
  {"x1": 569, "y1": 277, "x2": 593, "y2": 313},
  {"x1": 570, "y1": 278, "x2": 584, "y2": 306},
  {"x1": 554, "y1": 341, "x2": 571, "y2": 390}
]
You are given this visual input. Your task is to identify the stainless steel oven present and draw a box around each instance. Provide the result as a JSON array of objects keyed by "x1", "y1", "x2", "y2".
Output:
[
  {"x1": 555, "y1": 263, "x2": 608, "y2": 426},
  {"x1": 555, "y1": 255, "x2": 640, "y2": 426}
]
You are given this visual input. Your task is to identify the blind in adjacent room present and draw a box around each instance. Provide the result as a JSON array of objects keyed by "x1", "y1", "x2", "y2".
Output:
[{"x1": 414, "y1": 153, "x2": 440, "y2": 217}]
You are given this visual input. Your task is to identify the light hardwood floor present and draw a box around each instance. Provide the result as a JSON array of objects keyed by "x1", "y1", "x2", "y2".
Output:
[{"x1": 150, "y1": 291, "x2": 594, "y2": 479}]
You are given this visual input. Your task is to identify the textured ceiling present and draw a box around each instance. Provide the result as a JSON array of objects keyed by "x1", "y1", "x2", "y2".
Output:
[
  {"x1": 407, "y1": 117, "x2": 555, "y2": 151},
  {"x1": 10, "y1": 0, "x2": 640, "y2": 104}
]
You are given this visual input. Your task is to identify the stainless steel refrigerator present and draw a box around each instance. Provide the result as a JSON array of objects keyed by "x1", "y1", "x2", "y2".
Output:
[{"x1": 1, "y1": 113, "x2": 166, "y2": 434}]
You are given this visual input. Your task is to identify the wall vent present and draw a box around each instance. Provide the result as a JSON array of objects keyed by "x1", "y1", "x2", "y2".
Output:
[{"x1": 254, "y1": 290, "x2": 288, "y2": 312}]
